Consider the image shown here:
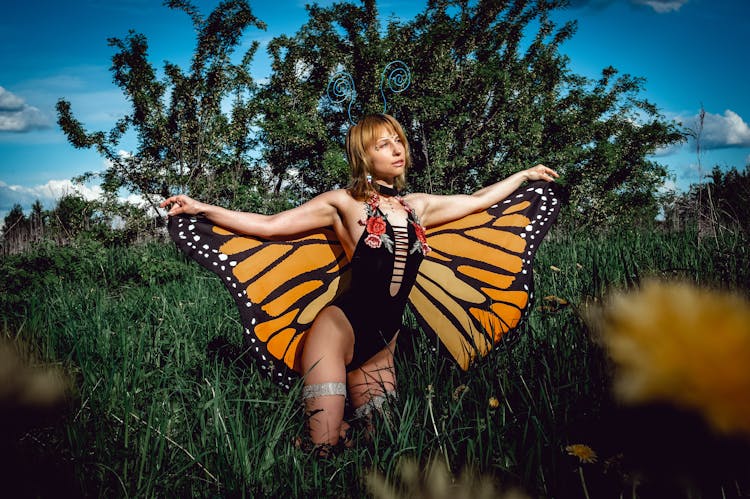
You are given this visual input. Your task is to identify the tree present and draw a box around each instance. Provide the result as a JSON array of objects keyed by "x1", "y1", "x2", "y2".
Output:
[
  {"x1": 2, "y1": 204, "x2": 27, "y2": 235},
  {"x1": 665, "y1": 164, "x2": 750, "y2": 236},
  {"x1": 51, "y1": 194, "x2": 95, "y2": 237},
  {"x1": 258, "y1": 0, "x2": 683, "y2": 229},
  {"x1": 56, "y1": 0, "x2": 268, "y2": 214},
  {"x1": 30, "y1": 200, "x2": 46, "y2": 232}
]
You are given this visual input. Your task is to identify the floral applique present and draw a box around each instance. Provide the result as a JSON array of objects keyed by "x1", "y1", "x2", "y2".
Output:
[
  {"x1": 399, "y1": 198, "x2": 431, "y2": 255},
  {"x1": 361, "y1": 193, "x2": 394, "y2": 251},
  {"x1": 360, "y1": 192, "x2": 430, "y2": 256}
]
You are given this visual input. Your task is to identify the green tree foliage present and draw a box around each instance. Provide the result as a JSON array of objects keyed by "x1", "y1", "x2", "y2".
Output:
[
  {"x1": 2, "y1": 204, "x2": 26, "y2": 235},
  {"x1": 30, "y1": 200, "x2": 46, "y2": 231},
  {"x1": 259, "y1": 0, "x2": 683, "y2": 229},
  {"x1": 1, "y1": 204, "x2": 35, "y2": 254},
  {"x1": 665, "y1": 164, "x2": 750, "y2": 236},
  {"x1": 54, "y1": 0, "x2": 682, "y2": 229},
  {"x1": 51, "y1": 194, "x2": 96, "y2": 236},
  {"x1": 56, "y1": 0, "x2": 268, "y2": 213}
]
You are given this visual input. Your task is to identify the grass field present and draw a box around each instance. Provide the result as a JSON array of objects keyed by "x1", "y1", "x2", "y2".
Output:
[{"x1": 2, "y1": 228, "x2": 749, "y2": 497}]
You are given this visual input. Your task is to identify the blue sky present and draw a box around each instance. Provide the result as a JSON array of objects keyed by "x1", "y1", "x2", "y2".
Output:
[{"x1": 1, "y1": 0, "x2": 749, "y2": 219}]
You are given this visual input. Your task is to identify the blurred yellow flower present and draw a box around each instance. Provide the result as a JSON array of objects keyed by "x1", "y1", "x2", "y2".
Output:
[
  {"x1": 565, "y1": 444, "x2": 597, "y2": 464},
  {"x1": 590, "y1": 280, "x2": 750, "y2": 438},
  {"x1": 488, "y1": 396, "x2": 500, "y2": 408},
  {"x1": 367, "y1": 457, "x2": 530, "y2": 499}
]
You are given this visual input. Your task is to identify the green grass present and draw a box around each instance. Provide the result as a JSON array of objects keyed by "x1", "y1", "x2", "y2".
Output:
[{"x1": 2, "y1": 229, "x2": 749, "y2": 497}]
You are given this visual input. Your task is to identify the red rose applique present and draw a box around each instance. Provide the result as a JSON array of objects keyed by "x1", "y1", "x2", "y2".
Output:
[{"x1": 366, "y1": 216, "x2": 387, "y2": 236}]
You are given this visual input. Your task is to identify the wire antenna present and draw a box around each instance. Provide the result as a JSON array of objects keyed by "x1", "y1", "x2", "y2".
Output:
[
  {"x1": 326, "y1": 61, "x2": 411, "y2": 125},
  {"x1": 380, "y1": 60, "x2": 411, "y2": 114}
]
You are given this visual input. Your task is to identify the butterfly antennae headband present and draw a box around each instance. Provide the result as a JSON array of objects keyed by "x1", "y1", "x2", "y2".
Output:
[{"x1": 326, "y1": 60, "x2": 411, "y2": 125}]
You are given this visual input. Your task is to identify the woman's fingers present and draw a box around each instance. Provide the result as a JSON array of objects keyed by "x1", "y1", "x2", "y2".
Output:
[
  {"x1": 527, "y1": 164, "x2": 559, "y2": 182},
  {"x1": 160, "y1": 195, "x2": 180, "y2": 208},
  {"x1": 159, "y1": 195, "x2": 189, "y2": 215}
]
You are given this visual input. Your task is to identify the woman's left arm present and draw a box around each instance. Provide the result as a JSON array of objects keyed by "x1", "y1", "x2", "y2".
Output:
[{"x1": 411, "y1": 164, "x2": 558, "y2": 227}]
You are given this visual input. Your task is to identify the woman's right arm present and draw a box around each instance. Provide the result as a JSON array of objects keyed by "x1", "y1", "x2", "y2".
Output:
[{"x1": 160, "y1": 191, "x2": 342, "y2": 238}]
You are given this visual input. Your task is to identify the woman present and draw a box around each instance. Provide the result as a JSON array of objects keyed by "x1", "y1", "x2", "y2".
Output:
[{"x1": 161, "y1": 114, "x2": 558, "y2": 451}]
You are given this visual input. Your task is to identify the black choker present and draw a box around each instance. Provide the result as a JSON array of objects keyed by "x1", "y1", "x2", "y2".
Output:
[{"x1": 375, "y1": 183, "x2": 400, "y2": 197}]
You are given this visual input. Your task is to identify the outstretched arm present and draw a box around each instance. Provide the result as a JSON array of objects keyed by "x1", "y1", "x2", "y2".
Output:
[
  {"x1": 411, "y1": 164, "x2": 558, "y2": 228},
  {"x1": 160, "y1": 191, "x2": 341, "y2": 239}
]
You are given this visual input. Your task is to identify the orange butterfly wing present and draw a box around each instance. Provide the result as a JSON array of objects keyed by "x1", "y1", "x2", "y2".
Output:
[
  {"x1": 168, "y1": 216, "x2": 349, "y2": 389},
  {"x1": 408, "y1": 181, "x2": 562, "y2": 369}
]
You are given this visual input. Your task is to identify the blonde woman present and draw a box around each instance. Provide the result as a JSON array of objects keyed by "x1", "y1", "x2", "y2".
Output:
[{"x1": 161, "y1": 113, "x2": 558, "y2": 452}]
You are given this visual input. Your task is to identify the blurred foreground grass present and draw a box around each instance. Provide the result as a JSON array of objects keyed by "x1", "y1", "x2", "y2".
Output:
[{"x1": 1, "y1": 229, "x2": 749, "y2": 497}]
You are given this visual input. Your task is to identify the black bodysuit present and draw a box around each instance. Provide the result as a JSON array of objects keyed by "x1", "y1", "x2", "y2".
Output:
[{"x1": 333, "y1": 195, "x2": 427, "y2": 371}]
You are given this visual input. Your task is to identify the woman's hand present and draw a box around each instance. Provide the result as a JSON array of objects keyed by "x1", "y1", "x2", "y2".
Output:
[
  {"x1": 160, "y1": 194, "x2": 206, "y2": 217},
  {"x1": 523, "y1": 164, "x2": 559, "y2": 182}
]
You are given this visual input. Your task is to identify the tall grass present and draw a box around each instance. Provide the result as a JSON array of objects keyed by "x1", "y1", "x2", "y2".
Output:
[{"x1": 2, "y1": 228, "x2": 749, "y2": 497}]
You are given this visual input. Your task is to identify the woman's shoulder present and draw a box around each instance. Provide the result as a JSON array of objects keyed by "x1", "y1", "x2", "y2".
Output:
[
  {"x1": 316, "y1": 188, "x2": 356, "y2": 203},
  {"x1": 402, "y1": 191, "x2": 428, "y2": 208},
  {"x1": 304, "y1": 188, "x2": 344, "y2": 202},
  {"x1": 308, "y1": 189, "x2": 363, "y2": 214}
]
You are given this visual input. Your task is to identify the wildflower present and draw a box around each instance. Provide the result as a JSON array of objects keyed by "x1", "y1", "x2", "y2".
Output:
[
  {"x1": 566, "y1": 444, "x2": 597, "y2": 464},
  {"x1": 589, "y1": 280, "x2": 750, "y2": 438},
  {"x1": 544, "y1": 295, "x2": 568, "y2": 306},
  {"x1": 452, "y1": 384, "x2": 468, "y2": 401},
  {"x1": 566, "y1": 444, "x2": 596, "y2": 499},
  {"x1": 488, "y1": 396, "x2": 500, "y2": 408},
  {"x1": 538, "y1": 294, "x2": 569, "y2": 313}
]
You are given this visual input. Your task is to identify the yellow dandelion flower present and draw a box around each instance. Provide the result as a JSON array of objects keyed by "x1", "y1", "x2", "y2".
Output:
[
  {"x1": 488, "y1": 396, "x2": 500, "y2": 408},
  {"x1": 590, "y1": 280, "x2": 750, "y2": 438},
  {"x1": 566, "y1": 444, "x2": 597, "y2": 464}
]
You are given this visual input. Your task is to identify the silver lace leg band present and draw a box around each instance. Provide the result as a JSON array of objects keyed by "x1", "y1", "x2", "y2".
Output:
[
  {"x1": 353, "y1": 389, "x2": 397, "y2": 419},
  {"x1": 302, "y1": 382, "x2": 347, "y2": 400}
]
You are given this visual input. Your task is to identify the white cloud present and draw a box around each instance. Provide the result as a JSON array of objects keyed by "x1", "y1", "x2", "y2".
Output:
[
  {"x1": 665, "y1": 162, "x2": 703, "y2": 191},
  {"x1": 633, "y1": 0, "x2": 688, "y2": 13},
  {"x1": 0, "y1": 177, "x2": 158, "y2": 220},
  {"x1": 684, "y1": 109, "x2": 750, "y2": 149},
  {"x1": 0, "y1": 179, "x2": 102, "y2": 212},
  {"x1": 653, "y1": 142, "x2": 682, "y2": 157},
  {"x1": 568, "y1": 0, "x2": 688, "y2": 12},
  {"x1": 0, "y1": 87, "x2": 25, "y2": 111},
  {"x1": 0, "y1": 87, "x2": 51, "y2": 132},
  {"x1": 656, "y1": 177, "x2": 678, "y2": 196}
]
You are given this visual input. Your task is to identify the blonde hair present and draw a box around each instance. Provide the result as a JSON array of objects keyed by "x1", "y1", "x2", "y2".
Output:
[{"x1": 346, "y1": 114, "x2": 411, "y2": 200}]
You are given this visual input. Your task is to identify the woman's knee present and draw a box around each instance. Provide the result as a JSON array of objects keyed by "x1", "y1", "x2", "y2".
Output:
[{"x1": 347, "y1": 356, "x2": 397, "y2": 408}]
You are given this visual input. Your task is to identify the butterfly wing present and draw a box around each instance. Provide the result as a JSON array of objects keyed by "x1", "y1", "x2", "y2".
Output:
[
  {"x1": 168, "y1": 215, "x2": 349, "y2": 389},
  {"x1": 408, "y1": 181, "x2": 562, "y2": 369}
]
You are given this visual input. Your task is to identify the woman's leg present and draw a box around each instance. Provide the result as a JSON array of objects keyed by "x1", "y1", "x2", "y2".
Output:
[
  {"x1": 300, "y1": 306, "x2": 354, "y2": 447},
  {"x1": 347, "y1": 334, "x2": 398, "y2": 425}
]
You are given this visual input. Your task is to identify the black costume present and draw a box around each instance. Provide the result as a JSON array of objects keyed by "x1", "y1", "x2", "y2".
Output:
[{"x1": 333, "y1": 194, "x2": 427, "y2": 370}]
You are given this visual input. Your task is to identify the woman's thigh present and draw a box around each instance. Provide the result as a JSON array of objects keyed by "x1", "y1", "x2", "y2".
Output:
[{"x1": 300, "y1": 305, "x2": 355, "y2": 383}]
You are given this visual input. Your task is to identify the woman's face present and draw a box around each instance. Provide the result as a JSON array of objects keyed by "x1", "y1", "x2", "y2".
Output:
[{"x1": 367, "y1": 126, "x2": 406, "y2": 183}]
